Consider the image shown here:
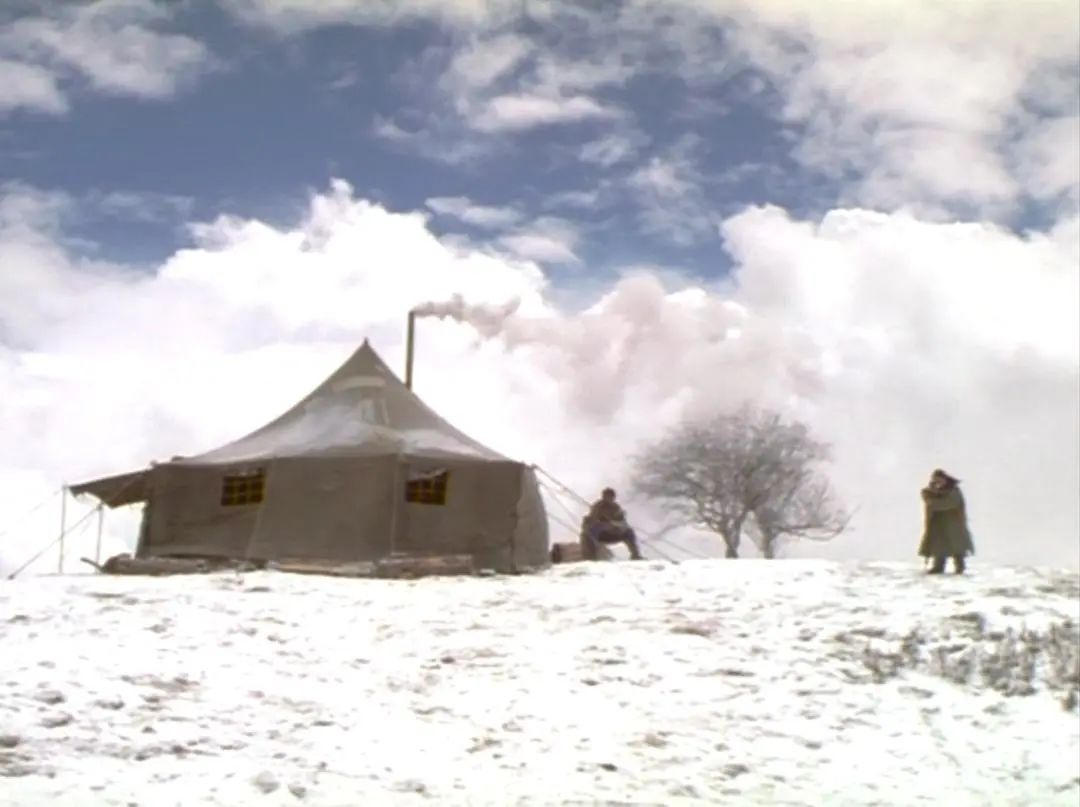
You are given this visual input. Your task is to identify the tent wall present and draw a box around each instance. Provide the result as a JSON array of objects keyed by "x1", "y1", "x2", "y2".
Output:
[
  {"x1": 511, "y1": 466, "x2": 551, "y2": 571},
  {"x1": 143, "y1": 464, "x2": 259, "y2": 559},
  {"x1": 245, "y1": 456, "x2": 396, "y2": 562},
  {"x1": 138, "y1": 456, "x2": 550, "y2": 573},
  {"x1": 395, "y1": 459, "x2": 522, "y2": 571}
]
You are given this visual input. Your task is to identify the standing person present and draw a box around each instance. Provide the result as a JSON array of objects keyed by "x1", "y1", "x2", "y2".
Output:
[
  {"x1": 581, "y1": 487, "x2": 644, "y2": 560},
  {"x1": 919, "y1": 469, "x2": 974, "y2": 574}
]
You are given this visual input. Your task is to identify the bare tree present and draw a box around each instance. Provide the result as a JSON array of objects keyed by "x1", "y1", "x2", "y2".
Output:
[{"x1": 632, "y1": 407, "x2": 849, "y2": 558}]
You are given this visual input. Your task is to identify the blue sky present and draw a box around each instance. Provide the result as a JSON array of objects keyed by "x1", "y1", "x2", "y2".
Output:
[
  {"x1": 6, "y1": 0, "x2": 1070, "y2": 274},
  {"x1": 1, "y1": 1, "x2": 1078, "y2": 571},
  {"x1": 0, "y1": 2, "x2": 798, "y2": 274}
]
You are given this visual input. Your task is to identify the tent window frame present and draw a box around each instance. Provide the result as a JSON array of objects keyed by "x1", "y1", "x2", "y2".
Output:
[
  {"x1": 220, "y1": 468, "x2": 266, "y2": 507},
  {"x1": 405, "y1": 469, "x2": 449, "y2": 506}
]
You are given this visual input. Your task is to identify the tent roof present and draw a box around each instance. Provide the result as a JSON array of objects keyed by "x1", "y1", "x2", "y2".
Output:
[
  {"x1": 68, "y1": 469, "x2": 150, "y2": 506},
  {"x1": 180, "y1": 340, "x2": 506, "y2": 464},
  {"x1": 72, "y1": 340, "x2": 511, "y2": 505}
]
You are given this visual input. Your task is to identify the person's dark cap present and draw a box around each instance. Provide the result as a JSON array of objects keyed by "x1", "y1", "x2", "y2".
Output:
[{"x1": 932, "y1": 469, "x2": 960, "y2": 483}]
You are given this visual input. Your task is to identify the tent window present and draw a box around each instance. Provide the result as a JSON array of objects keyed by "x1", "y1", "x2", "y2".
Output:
[
  {"x1": 220, "y1": 469, "x2": 266, "y2": 507},
  {"x1": 405, "y1": 469, "x2": 448, "y2": 506}
]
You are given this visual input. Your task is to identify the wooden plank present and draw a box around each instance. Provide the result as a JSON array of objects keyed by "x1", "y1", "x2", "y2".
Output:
[
  {"x1": 376, "y1": 554, "x2": 475, "y2": 579},
  {"x1": 271, "y1": 560, "x2": 377, "y2": 578},
  {"x1": 97, "y1": 554, "x2": 217, "y2": 576}
]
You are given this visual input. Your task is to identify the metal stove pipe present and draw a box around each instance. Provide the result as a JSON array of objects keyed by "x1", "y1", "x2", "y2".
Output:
[{"x1": 405, "y1": 309, "x2": 416, "y2": 390}]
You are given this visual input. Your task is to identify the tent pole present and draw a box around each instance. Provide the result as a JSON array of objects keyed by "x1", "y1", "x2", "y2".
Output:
[
  {"x1": 58, "y1": 485, "x2": 67, "y2": 574},
  {"x1": 94, "y1": 505, "x2": 104, "y2": 566},
  {"x1": 388, "y1": 457, "x2": 401, "y2": 558},
  {"x1": 405, "y1": 310, "x2": 416, "y2": 390}
]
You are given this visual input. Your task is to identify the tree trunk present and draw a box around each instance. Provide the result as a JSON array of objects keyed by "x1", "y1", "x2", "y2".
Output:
[{"x1": 724, "y1": 518, "x2": 744, "y2": 559}]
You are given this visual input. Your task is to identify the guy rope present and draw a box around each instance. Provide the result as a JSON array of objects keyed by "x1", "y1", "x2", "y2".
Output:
[{"x1": 5, "y1": 472, "x2": 146, "y2": 580}]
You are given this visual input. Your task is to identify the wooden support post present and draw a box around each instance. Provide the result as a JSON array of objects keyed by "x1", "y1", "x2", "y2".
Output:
[
  {"x1": 57, "y1": 485, "x2": 67, "y2": 574},
  {"x1": 94, "y1": 506, "x2": 104, "y2": 566}
]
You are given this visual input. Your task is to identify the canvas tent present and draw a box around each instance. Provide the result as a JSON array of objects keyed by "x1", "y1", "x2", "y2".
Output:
[{"x1": 70, "y1": 341, "x2": 550, "y2": 573}]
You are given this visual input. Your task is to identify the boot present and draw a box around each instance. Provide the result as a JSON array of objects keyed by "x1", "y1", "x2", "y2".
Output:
[
  {"x1": 927, "y1": 557, "x2": 946, "y2": 574},
  {"x1": 953, "y1": 556, "x2": 966, "y2": 575}
]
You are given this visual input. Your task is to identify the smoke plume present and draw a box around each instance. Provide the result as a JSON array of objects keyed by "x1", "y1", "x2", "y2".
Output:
[{"x1": 411, "y1": 295, "x2": 521, "y2": 338}]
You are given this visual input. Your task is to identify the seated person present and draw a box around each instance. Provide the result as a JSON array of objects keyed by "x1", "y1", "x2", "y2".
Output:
[{"x1": 582, "y1": 487, "x2": 643, "y2": 560}]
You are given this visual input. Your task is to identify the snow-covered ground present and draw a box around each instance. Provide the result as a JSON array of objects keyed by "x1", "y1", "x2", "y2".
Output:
[{"x1": 1, "y1": 560, "x2": 1077, "y2": 806}]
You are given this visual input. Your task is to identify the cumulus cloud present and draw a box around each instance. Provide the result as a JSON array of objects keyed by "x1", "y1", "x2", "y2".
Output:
[{"x1": 1, "y1": 180, "x2": 1076, "y2": 576}]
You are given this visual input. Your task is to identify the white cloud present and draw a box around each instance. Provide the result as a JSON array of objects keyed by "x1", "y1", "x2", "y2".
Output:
[
  {"x1": 0, "y1": 0, "x2": 211, "y2": 115},
  {"x1": 695, "y1": 0, "x2": 1080, "y2": 213},
  {"x1": 579, "y1": 130, "x2": 649, "y2": 168},
  {"x1": 91, "y1": 190, "x2": 195, "y2": 224},
  {"x1": 631, "y1": 157, "x2": 694, "y2": 198},
  {"x1": 383, "y1": 20, "x2": 634, "y2": 147},
  {"x1": 179, "y1": 0, "x2": 1080, "y2": 219},
  {"x1": 0, "y1": 182, "x2": 73, "y2": 238},
  {"x1": 543, "y1": 190, "x2": 602, "y2": 210},
  {"x1": 2, "y1": 180, "x2": 1076, "y2": 575},
  {"x1": 497, "y1": 217, "x2": 582, "y2": 265},
  {"x1": 354, "y1": 0, "x2": 1080, "y2": 212},
  {"x1": 425, "y1": 196, "x2": 523, "y2": 229},
  {"x1": 370, "y1": 115, "x2": 492, "y2": 165},
  {"x1": 532, "y1": 53, "x2": 632, "y2": 95},
  {"x1": 627, "y1": 138, "x2": 717, "y2": 246},
  {"x1": 0, "y1": 59, "x2": 68, "y2": 115},
  {"x1": 443, "y1": 33, "x2": 532, "y2": 94},
  {"x1": 224, "y1": 0, "x2": 519, "y2": 32},
  {"x1": 1014, "y1": 115, "x2": 1080, "y2": 208},
  {"x1": 473, "y1": 92, "x2": 621, "y2": 132}
]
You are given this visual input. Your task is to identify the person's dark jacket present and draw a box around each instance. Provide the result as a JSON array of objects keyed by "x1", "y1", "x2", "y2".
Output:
[{"x1": 918, "y1": 485, "x2": 975, "y2": 558}]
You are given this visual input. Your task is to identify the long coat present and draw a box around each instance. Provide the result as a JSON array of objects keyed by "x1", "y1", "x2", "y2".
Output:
[{"x1": 918, "y1": 486, "x2": 975, "y2": 558}]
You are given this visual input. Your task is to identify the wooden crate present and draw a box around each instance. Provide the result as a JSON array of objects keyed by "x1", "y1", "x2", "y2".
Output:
[
  {"x1": 550, "y1": 540, "x2": 614, "y2": 563},
  {"x1": 550, "y1": 542, "x2": 584, "y2": 563}
]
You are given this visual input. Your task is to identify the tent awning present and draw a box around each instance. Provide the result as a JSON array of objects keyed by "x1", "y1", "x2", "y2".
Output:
[{"x1": 69, "y1": 469, "x2": 150, "y2": 508}]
